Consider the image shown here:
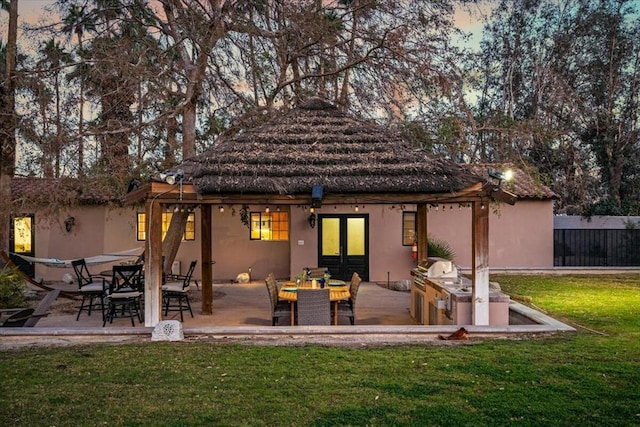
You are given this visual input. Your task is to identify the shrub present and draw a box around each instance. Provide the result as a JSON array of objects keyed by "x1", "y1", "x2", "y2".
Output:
[
  {"x1": 427, "y1": 235, "x2": 456, "y2": 261},
  {"x1": 0, "y1": 266, "x2": 27, "y2": 309}
]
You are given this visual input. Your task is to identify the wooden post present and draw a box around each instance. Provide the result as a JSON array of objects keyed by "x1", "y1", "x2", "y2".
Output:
[
  {"x1": 144, "y1": 198, "x2": 163, "y2": 326},
  {"x1": 416, "y1": 203, "x2": 428, "y2": 262},
  {"x1": 471, "y1": 200, "x2": 490, "y2": 325},
  {"x1": 201, "y1": 204, "x2": 213, "y2": 314}
]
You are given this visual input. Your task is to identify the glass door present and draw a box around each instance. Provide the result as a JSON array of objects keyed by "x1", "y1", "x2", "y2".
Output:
[
  {"x1": 10, "y1": 215, "x2": 36, "y2": 277},
  {"x1": 318, "y1": 214, "x2": 368, "y2": 281}
]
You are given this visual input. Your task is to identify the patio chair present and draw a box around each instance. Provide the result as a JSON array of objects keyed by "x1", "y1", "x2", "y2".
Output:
[
  {"x1": 72, "y1": 258, "x2": 106, "y2": 321},
  {"x1": 103, "y1": 264, "x2": 144, "y2": 327},
  {"x1": 265, "y1": 273, "x2": 291, "y2": 326},
  {"x1": 0, "y1": 289, "x2": 60, "y2": 327},
  {"x1": 162, "y1": 260, "x2": 197, "y2": 322},
  {"x1": 297, "y1": 288, "x2": 330, "y2": 326},
  {"x1": 336, "y1": 272, "x2": 362, "y2": 325}
]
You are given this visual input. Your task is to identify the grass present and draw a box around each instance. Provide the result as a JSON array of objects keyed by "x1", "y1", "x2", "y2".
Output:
[{"x1": 1, "y1": 274, "x2": 639, "y2": 426}]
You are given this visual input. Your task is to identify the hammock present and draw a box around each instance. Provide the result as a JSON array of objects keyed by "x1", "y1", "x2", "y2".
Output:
[{"x1": 10, "y1": 247, "x2": 143, "y2": 268}]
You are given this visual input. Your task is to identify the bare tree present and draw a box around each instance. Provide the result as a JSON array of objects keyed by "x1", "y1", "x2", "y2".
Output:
[{"x1": 0, "y1": 0, "x2": 18, "y2": 252}]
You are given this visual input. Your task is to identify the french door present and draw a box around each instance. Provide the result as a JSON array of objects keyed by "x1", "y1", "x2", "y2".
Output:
[{"x1": 318, "y1": 214, "x2": 369, "y2": 281}]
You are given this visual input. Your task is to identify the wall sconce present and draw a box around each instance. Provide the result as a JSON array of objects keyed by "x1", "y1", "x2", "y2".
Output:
[
  {"x1": 64, "y1": 216, "x2": 75, "y2": 233},
  {"x1": 308, "y1": 213, "x2": 317, "y2": 228}
]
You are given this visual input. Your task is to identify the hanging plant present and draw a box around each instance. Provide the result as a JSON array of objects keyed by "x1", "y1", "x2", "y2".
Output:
[{"x1": 240, "y1": 204, "x2": 250, "y2": 228}]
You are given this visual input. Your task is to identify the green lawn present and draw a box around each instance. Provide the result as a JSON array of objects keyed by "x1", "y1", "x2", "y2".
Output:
[{"x1": 1, "y1": 274, "x2": 639, "y2": 426}]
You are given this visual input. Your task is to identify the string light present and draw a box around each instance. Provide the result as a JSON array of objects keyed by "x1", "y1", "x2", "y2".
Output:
[
  {"x1": 354, "y1": 205, "x2": 359, "y2": 212},
  {"x1": 265, "y1": 206, "x2": 270, "y2": 213},
  {"x1": 219, "y1": 205, "x2": 224, "y2": 213}
]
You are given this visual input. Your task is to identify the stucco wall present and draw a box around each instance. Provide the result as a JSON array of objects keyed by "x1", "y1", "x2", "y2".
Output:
[
  {"x1": 427, "y1": 200, "x2": 554, "y2": 270},
  {"x1": 31, "y1": 199, "x2": 554, "y2": 284},
  {"x1": 427, "y1": 200, "x2": 553, "y2": 269}
]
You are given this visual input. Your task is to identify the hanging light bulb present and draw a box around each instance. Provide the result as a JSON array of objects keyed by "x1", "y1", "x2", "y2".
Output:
[
  {"x1": 265, "y1": 206, "x2": 270, "y2": 213},
  {"x1": 309, "y1": 207, "x2": 315, "y2": 213},
  {"x1": 219, "y1": 205, "x2": 224, "y2": 213},
  {"x1": 354, "y1": 205, "x2": 359, "y2": 212}
]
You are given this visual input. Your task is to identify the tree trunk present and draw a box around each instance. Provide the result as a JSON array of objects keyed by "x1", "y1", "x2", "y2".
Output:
[
  {"x1": 0, "y1": 0, "x2": 18, "y2": 252},
  {"x1": 161, "y1": 207, "x2": 191, "y2": 273}
]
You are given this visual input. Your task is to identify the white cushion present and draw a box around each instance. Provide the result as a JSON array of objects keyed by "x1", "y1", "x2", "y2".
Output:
[
  {"x1": 162, "y1": 282, "x2": 187, "y2": 292},
  {"x1": 108, "y1": 291, "x2": 141, "y2": 299},
  {"x1": 80, "y1": 282, "x2": 104, "y2": 292}
]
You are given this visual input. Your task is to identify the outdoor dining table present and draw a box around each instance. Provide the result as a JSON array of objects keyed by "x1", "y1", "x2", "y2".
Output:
[{"x1": 278, "y1": 280, "x2": 349, "y2": 326}]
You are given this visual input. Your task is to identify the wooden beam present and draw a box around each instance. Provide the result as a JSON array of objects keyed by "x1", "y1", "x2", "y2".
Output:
[
  {"x1": 144, "y1": 197, "x2": 163, "y2": 326},
  {"x1": 416, "y1": 203, "x2": 428, "y2": 263},
  {"x1": 201, "y1": 204, "x2": 213, "y2": 315},
  {"x1": 471, "y1": 200, "x2": 490, "y2": 325}
]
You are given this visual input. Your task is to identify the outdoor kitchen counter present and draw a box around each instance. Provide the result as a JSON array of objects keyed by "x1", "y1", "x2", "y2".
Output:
[{"x1": 426, "y1": 277, "x2": 511, "y2": 303}]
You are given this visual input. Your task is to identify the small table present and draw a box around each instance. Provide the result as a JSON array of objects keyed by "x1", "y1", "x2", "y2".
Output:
[{"x1": 278, "y1": 280, "x2": 349, "y2": 325}]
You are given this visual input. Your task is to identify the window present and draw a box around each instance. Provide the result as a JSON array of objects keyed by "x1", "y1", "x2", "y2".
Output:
[
  {"x1": 250, "y1": 211, "x2": 289, "y2": 241},
  {"x1": 137, "y1": 212, "x2": 195, "y2": 241},
  {"x1": 402, "y1": 211, "x2": 416, "y2": 245}
]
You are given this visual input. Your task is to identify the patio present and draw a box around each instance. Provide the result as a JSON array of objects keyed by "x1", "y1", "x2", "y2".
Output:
[
  {"x1": 34, "y1": 280, "x2": 414, "y2": 328},
  {"x1": 0, "y1": 278, "x2": 576, "y2": 350}
]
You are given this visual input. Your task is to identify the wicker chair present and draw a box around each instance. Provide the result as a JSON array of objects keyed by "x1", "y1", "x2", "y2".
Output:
[
  {"x1": 265, "y1": 273, "x2": 291, "y2": 326},
  {"x1": 297, "y1": 288, "x2": 330, "y2": 325},
  {"x1": 336, "y1": 272, "x2": 362, "y2": 325}
]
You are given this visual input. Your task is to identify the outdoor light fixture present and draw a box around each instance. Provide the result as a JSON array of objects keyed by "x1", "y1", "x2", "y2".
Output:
[
  {"x1": 160, "y1": 169, "x2": 184, "y2": 185},
  {"x1": 488, "y1": 168, "x2": 517, "y2": 205},
  {"x1": 64, "y1": 216, "x2": 75, "y2": 233},
  {"x1": 488, "y1": 168, "x2": 514, "y2": 188},
  {"x1": 308, "y1": 213, "x2": 317, "y2": 228},
  {"x1": 311, "y1": 184, "x2": 324, "y2": 208},
  {"x1": 219, "y1": 205, "x2": 224, "y2": 213},
  {"x1": 159, "y1": 169, "x2": 185, "y2": 200}
]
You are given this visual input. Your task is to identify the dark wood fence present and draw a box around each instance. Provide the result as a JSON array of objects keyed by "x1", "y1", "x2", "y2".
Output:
[{"x1": 554, "y1": 229, "x2": 640, "y2": 266}]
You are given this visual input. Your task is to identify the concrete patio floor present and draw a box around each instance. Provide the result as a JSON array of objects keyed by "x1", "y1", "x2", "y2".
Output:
[{"x1": 0, "y1": 280, "x2": 576, "y2": 349}]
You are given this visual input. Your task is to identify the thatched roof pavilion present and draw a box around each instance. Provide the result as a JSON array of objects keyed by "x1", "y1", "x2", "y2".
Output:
[
  {"x1": 129, "y1": 97, "x2": 515, "y2": 328},
  {"x1": 185, "y1": 97, "x2": 483, "y2": 197}
]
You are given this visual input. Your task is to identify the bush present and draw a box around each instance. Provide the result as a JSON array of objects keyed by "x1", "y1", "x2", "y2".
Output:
[
  {"x1": 427, "y1": 235, "x2": 456, "y2": 261},
  {"x1": 0, "y1": 266, "x2": 27, "y2": 309}
]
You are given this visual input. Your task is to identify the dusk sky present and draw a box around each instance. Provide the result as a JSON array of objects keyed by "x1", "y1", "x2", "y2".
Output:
[{"x1": 9, "y1": 0, "x2": 488, "y2": 49}]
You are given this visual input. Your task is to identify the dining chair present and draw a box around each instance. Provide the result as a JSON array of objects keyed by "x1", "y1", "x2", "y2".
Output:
[
  {"x1": 103, "y1": 264, "x2": 144, "y2": 326},
  {"x1": 162, "y1": 260, "x2": 197, "y2": 322},
  {"x1": 265, "y1": 273, "x2": 291, "y2": 326},
  {"x1": 71, "y1": 258, "x2": 106, "y2": 321},
  {"x1": 336, "y1": 272, "x2": 362, "y2": 325},
  {"x1": 297, "y1": 288, "x2": 330, "y2": 326}
]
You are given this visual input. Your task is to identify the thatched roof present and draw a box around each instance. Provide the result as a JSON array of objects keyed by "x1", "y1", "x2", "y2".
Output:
[{"x1": 185, "y1": 97, "x2": 484, "y2": 196}]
